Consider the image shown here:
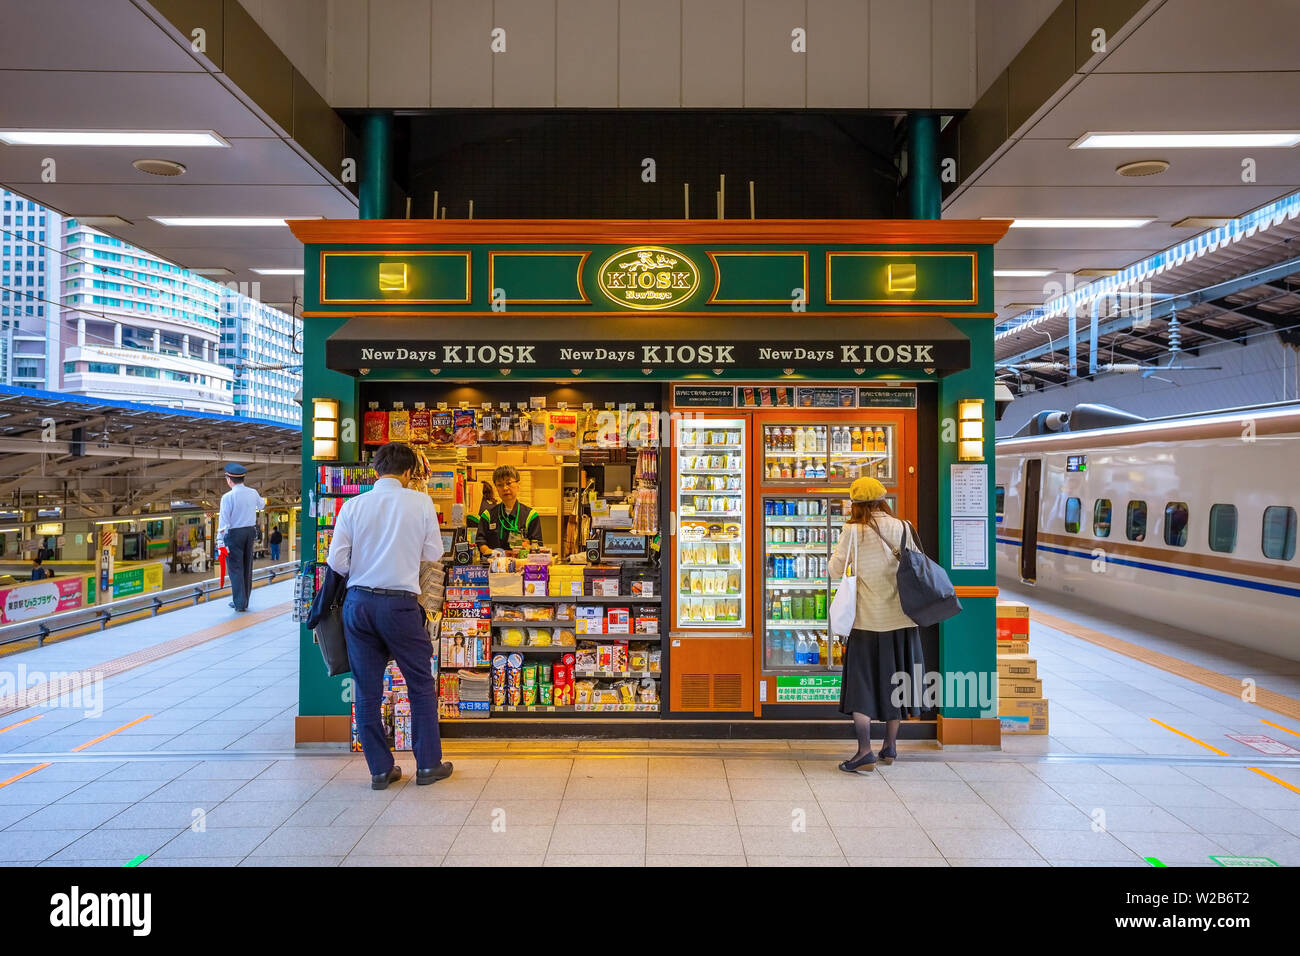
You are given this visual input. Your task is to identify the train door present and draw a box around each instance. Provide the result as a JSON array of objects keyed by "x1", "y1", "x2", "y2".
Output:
[{"x1": 1020, "y1": 458, "x2": 1042, "y2": 582}]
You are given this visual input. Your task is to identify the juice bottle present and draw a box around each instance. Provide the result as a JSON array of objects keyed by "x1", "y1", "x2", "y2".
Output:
[
  {"x1": 793, "y1": 426, "x2": 805, "y2": 455},
  {"x1": 770, "y1": 590, "x2": 781, "y2": 619},
  {"x1": 851, "y1": 425, "x2": 863, "y2": 452},
  {"x1": 817, "y1": 633, "x2": 828, "y2": 666},
  {"x1": 832, "y1": 636, "x2": 843, "y2": 666},
  {"x1": 780, "y1": 590, "x2": 793, "y2": 620},
  {"x1": 874, "y1": 426, "x2": 886, "y2": 452},
  {"x1": 815, "y1": 589, "x2": 828, "y2": 620}
]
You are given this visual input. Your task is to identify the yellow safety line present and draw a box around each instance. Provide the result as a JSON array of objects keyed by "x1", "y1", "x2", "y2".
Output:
[
  {"x1": 1248, "y1": 767, "x2": 1300, "y2": 794},
  {"x1": 1261, "y1": 719, "x2": 1300, "y2": 738},
  {"x1": 0, "y1": 763, "x2": 50, "y2": 788},
  {"x1": 1148, "y1": 718, "x2": 1229, "y2": 755},
  {"x1": 1031, "y1": 608, "x2": 1300, "y2": 720},
  {"x1": 0, "y1": 714, "x2": 42, "y2": 734},
  {"x1": 70, "y1": 715, "x2": 152, "y2": 752}
]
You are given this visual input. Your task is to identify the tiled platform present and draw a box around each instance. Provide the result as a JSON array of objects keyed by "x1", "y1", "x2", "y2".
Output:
[{"x1": 0, "y1": 579, "x2": 1296, "y2": 867}]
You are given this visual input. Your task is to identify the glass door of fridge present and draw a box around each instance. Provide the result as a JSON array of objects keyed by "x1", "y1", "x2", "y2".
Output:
[
  {"x1": 826, "y1": 422, "x2": 893, "y2": 486},
  {"x1": 675, "y1": 417, "x2": 746, "y2": 630},
  {"x1": 760, "y1": 423, "x2": 828, "y2": 484},
  {"x1": 761, "y1": 495, "x2": 834, "y2": 672}
]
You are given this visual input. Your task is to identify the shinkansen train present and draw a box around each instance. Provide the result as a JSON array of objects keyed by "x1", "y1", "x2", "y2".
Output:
[{"x1": 995, "y1": 403, "x2": 1300, "y2": 661}]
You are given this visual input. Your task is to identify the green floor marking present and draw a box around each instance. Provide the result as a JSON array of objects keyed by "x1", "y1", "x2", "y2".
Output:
[
  {"x1": 125, "y1": 854, "x2": 148, "y2": 867},
  {"x1": 1144, "y1": 856, "x2": 1166, "y2": 867}
]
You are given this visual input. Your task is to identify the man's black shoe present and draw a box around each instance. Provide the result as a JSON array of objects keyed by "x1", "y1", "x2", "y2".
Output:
[
  {"x1": 416, "y1": 762, "x2": 453, "y2": 785},
  {"x1": 371, "y1": 766, "x2": 402, "y2": 790}
]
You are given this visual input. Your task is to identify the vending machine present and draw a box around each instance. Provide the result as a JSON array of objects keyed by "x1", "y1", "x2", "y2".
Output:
[{"x1": 754, "y1": 409, "x2": 914, "y2": 708}]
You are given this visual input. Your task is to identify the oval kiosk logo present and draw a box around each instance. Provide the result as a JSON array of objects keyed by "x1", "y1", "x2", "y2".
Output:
[{"x1": 598, "y1": 246, "x2": 700, "y2": 310}]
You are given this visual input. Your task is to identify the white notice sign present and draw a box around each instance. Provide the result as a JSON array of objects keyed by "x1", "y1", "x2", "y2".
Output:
[
  {"x1": 951, "y1": 517, "x2": 988, "y2": 570},
  {"x1": 951, "y1": 464, "x2": 988, "y2": 517}
]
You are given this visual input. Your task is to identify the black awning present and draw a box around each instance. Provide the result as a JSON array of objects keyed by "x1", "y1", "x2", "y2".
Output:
[{"x1": 325, "y1": 314, "x2": 970, "y2": 373}]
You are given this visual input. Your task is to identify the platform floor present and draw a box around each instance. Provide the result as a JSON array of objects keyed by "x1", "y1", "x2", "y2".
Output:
[{"x1": 0, "y1": 580, "x2": 1296, "y2": 867}]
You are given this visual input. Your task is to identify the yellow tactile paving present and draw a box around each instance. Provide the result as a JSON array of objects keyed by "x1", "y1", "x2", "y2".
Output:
[
  {"x1": 0, "y1": 601, "x2": 291, "y2": 719},
  {"x1": 1030, "y1": 608, "x2": 1300, "y2": 720}
]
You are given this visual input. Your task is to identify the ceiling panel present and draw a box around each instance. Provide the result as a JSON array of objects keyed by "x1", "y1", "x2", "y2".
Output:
[
  {"x1": 0, "y1": 0, "x2": 205, "y2": 72},
  {"x1": 1095, "y1": 0, "x2": 1300, "y2": 74},
  {"x1": 950, "y1": 184, "x2": 1295, "y2": 220}
]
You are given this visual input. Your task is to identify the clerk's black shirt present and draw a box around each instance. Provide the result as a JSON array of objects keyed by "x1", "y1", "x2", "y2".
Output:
[{"x1": 475, "y1": 500, "x2": 543, "y2": 550}]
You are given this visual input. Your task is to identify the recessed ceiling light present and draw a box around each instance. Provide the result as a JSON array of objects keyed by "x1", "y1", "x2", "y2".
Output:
[
  {"x1": 251, "y1": 268, "x2": 305, "y2": 276},
  {"x1": 133, "y1": 158, "x2": 187, "y2": 177},
  {"x1": 188, "y1": 267, "x2": 234, "y2": 276},
  {"x1": 1116, "y1": 159, "x2": 1169, "y2": 177},
  {"x1": 994, "y1": 269, "x2": 1056, "y2": 277},
  {"x1": 991, "y1": 217, "x2": 1154, "y2": 229},
  {"x1": 0, "y1": 129, "x2": 230, "y2": 147},
  {"x1": 70, "y1": 215, "x2": 133, "y2": 227},
  {"x1": 150, "y1": 217, "x2": 322, "y2": 227},
  {"x1": 1172, "y1": 217, "x2": 1232, "y2": 228},
  {"x1": 1072, "y1": 131, "x2": 1300, "y2": 149}
]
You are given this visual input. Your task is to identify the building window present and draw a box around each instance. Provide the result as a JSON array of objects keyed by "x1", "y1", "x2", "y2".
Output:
[
  {"x1": 1126, "y1": 501, "x2": 1147, "y2": 542},
  {"x1": 1262, "y1": 506, "x2": 1297, "y2": 561},
  {"x1": 1208, "y1": 504, "x2": 1237, "y2": 554},
  {"x1": 125, "y1": 366, "x2": 159, "y2": 378},
  {"x1": 88, "y1": 363, "x2": 119, "y2": 374},
  {"x1": 1064, "y1": 498, "x2": 1082, "y2": 534},
  {"x1": 63, "y1": 362, "x2": 76, "y2": 374},
  {"x1": 1163, "y1": 502, "x2": 1189, "y2": 547}
]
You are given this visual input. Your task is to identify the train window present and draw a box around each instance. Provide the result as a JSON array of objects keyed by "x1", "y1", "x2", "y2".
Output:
[
  {"x1": 1208, "y1": 504, "x2": 1237, "y2": 553},
  {"x1": 1126, "y1": 500, "x2": 1148, "y2": 542},
  {"x1": 1163, "y1": 502, "x2": 1189, "y2": 548},
  {"x1": 1064, "y1": 497, "x2": 1082, "y2": 534},
  {"x1": 995, "y1": 486, "x2": 1005, "y2": 519},
  {"x1": 1093, "y1": 499, "x2": 1112, "y2": 537},
  {"x1": 1262, "y1": 506, "x2": 1297, "y2": 561}
]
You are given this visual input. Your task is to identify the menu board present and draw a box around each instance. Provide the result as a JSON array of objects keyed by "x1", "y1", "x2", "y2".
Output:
[
  {"x1": 738, "y1": 386, "x2": 794, "y2": 408},
  {"x1": 795, "y1": 387, "x2": 856, "y2": 408},
  {"x1": 672, "y1": 385, "x2": 736, "y2": 407},
  {"x1": 858, "y1": 387, "x2": 917, "y2": 408}
]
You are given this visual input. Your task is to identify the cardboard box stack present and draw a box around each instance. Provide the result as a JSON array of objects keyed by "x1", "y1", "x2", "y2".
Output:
[{"x1": 996, "y1": 601, "x2": 1048, "y2": 734}]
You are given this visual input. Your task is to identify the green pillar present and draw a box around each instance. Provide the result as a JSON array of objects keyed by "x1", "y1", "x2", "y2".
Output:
[
  {"x1": 359, "y1": 112, "x2": 393, "y2": 220},
  {"x1": 906, "y1": 113, "x2": 941, "y2": 220}
]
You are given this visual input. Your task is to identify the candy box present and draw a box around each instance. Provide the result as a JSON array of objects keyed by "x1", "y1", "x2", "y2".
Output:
[
  {"x1": 597, "y1": 644, "x2": 614, "y2": 670},
  {"x1": 575, "y1": 605, "x2": 604, "y2": 634},
  {"x1": 606, "y1": 607, "x2": 630, "y2": 635},
  {"x1": 611, "y1": 641, "x2": 629, "y2": 672}
]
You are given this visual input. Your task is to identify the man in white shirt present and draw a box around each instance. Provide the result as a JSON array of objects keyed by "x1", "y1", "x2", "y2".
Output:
[
  {"x1": 326, "y1": 442, "x2": 453, "y2": 789},
  {"x1": 218, "y1": 463, "x2": 264, "y2": 612}
]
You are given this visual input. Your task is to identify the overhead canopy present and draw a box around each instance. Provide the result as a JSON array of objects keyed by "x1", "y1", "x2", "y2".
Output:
[{"x1": 326, "y1": 314, "x2": 970, "y2": 376}]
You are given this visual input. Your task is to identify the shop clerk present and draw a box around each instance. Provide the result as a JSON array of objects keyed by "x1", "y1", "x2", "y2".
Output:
[{"x1": 476, "y1": 465, "x2": 544, "y2": 557}]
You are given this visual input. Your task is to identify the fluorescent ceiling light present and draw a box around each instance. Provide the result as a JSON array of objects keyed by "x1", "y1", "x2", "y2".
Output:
[
  {"x1": 70, "y1": 215, "x2": 133, "y2": 227},
  {"x1": 991, "y1": 217, "x2": 1154, "y2": 229},
  {"x1": 994, "y1": 269, "x2": 1055, "y2": 277},
  {"x1": 251, "y1": 268, "x2": 304, "y2": 276},
  {"x1": 151, "y1": 216, "x2": 321, "y2": 227},
  {"x1": 188, "y1": 267, "x2": 233, "y2": 276},
  {"x1": 1072, "y1": 131, "x2": 1300, "y2": 149},
  {"x1": 0, "y1": 129, "x2": 229, "y2": 147}
]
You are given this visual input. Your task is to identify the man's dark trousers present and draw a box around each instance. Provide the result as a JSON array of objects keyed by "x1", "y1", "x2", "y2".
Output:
[
  {"x1": 342, "y1": 589, "x2": 441, "y2": 776},
  {"x1": 225, "y1": 526, "x2": 256, "y2": 610}
]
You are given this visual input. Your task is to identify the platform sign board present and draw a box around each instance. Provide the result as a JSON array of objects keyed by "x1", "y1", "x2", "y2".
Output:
[
  {"x1": 1225, "y1": 734, "x2": 1300, "y2": 755},
  {"x1": 0, "y1": 577, "x2": 87, "y2": 624},
  {"x1": 775, "y1": 675, "x2": 841, "y2": 702}
]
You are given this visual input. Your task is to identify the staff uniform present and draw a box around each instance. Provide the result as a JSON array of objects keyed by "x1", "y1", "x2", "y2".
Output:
[
  {"x1": 475, "y1": 500, "x2": 543, "y2": 551},
  {"x1": 327, "y1": 477, "x2": 445, "y2": 777},
  {"x1": 219, "y1": 479, "x2": 265, "y2": 611},
  {"x1": 827, "y1": 515, "x2": 926, "y2": 720}
]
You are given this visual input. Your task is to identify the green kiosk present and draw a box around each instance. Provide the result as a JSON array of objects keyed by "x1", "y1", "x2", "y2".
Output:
[{"x1": 291, "y1": 218, "x2": 1011, "y2": 747}]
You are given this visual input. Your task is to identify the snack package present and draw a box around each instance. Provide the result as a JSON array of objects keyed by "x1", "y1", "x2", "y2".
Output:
[
  {"x1": 556, "y1": 628, "x2": 575, "y2": 645},
  {"x1": 575, "y1": 642, "x2": 598, "y2": 670},
  {"x1": 522, "y1": 604, "x2": 552, "y2": 622},
  {"x1": 363, "y1": 409, "x2": 389, "y2": 445},
  {"x1": 546, "y1": 411, "x2": 579, "y2": 452},
  {"x1": 574, "y1": 680, "x2": 596, "y2": 705},
  {"x1": 628, "y1": 643, "x2": 649, "y2": 672},
  {"x1": 453, "y1": 409, "x2": 478, "y2": 446},
  {"x1": 409, "y1": 408, "x2": 431, "y2": 444},
  {"x1": 606, "y1": 607, "x2": 630, "y2": 635},
  {"x1": 638, "y1": 678, "x2": 658, "y2": 704},
  {"x1": 430, "y1": 411, "x2": 454, "y2": 445},
  {"x1": 597, "y1": 643, "x2": 613, "y2": 670},
  {"x1": 526, "y1": 627, "x2": 552, "y2": 647},
  {"x1": 612, "y1": 641, "x2": 629, "y2": 672},
  {"x1": 617, "y1": 681, "x2": 636, "y2": 705},
  {"x1": 554, "y1": 603, "x2": 575, "y2": 621},
  {"x1": 388, "y1": 409, "x2": 411, "y2": 442},
  {"x1": 500, "y1": 627, "x2": 525, "y2": 646},
  {"x1": 648, "y1": 647, "x2": 662, "y2": 673},
  {"x1": 497, "y1": 605, "x2": 525, "y2": 622}
]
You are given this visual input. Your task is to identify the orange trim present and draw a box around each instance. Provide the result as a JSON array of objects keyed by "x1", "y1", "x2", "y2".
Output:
[
  {"x1": 0, "y1": 763, "x2": 50, "y2": 788},
  {"x1": 290, "y1": 218, "x2": 1014, "y2": 246},
  {"x1": 70, "y1": 715, "x2": 152, "y2": 752},
  {"x1": 1261, "y1": 719, "x2": 1300, "y2": 738},
  {"x1": 1249, "y1": 767, "x2": 1300, "y2": 794},
  {"x1": 1149, "y1": 718, "x2": 1229, "y2": 755},
  {"x1": 954, "y1": 585, "x2": 999, "y2": 597},
  {"x1": 0, "y1": 714, "x2": 43, "y2": 734}
]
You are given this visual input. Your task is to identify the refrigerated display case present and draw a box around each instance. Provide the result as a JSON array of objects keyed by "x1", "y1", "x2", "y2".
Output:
[
  {"x1": 674, "y1": 417, "x2": 746, "y2": 630},
  {"x1": 757, "y1": 413, "x2": 904, "y2": 679}
]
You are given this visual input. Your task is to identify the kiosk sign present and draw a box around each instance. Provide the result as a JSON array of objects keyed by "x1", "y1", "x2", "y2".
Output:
[{"x1": 597, "y1": 246, "x2": 700, "y2": 310}]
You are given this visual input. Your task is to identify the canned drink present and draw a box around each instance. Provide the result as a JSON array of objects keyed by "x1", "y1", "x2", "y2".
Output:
[
  {"x1": 796, "y1": 526, "x2": 807, "y2": 544},
  {"x1": 797, "y1": 498, "x2": 807, "y2": 516},
  {"x1": 764, "y1": 499, "x2": 773, "y2": 515}
]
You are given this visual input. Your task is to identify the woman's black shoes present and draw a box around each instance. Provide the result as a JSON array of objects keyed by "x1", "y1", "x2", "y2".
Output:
[
  {"x1": 878, "y1": 745, "x2": 897, "y2": 765},
  {"x1": 838, "y1": 753, "x2": 878, "y2": 773}
]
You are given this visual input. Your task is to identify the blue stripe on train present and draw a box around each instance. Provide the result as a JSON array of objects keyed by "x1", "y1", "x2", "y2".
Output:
[{"x1": 993, "y1": 537, "x2": 1300, "y2": 599}]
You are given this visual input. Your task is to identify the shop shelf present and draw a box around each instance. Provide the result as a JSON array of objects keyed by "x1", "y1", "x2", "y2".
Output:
[
  {"x1": 678, "y1": 589, "x2": 743, "y2": 597},
  {"x1": 496, "y1": 595, "x2": 661, "y2": 603},
  {"x1": 575, "y1": 703, "x2": 661, "y2": 712},
  {"x1": 765, "y1": 518, "x2": 829, "y2": 524},
  {"x1": 677, "y1": 563, "x2": 744, "y2": 570},
  {"x1": 764, "y1": 579, "x2": 829, "y2": 588},
  {"x1": 572, "y1": 634, "x2": 662, "y2": 641},
  {"x1": 679, "y1": 511, "x2": 743, "y2": 517},
  {"x1": 492, "y1": 705, "x2": 577, "y2": 713},
  {"x1": 829, "y1": 451, "x2": 888, "y2": 459},
  {"x1": 491, "y1": 619, "x2": 576, "y2": 627},
  {"x1": 765, "y1": 619, "x2": 828, "y2": 627},
  {"x1": 490, "y1": 645, "x2": 577, "y2": 653},
  {"x1": 679, "y1": 468, "x2": 739, "y2": 475},
  {"x1": 762, "y1": 542, "x2": 828, "y2": 550},
  {"x1": 679, "y1": 444, "x2": 742, "y2": 451},
  {"x1": 763, "y1": 452, "x2": 828, "y2": 458},
  {"x1": 572, "y1": 670, "x2": 659, "y2": 679}
]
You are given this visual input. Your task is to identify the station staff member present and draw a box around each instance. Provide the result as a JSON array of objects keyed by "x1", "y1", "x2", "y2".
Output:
[
  {"x1": 326, "y1": 442, "x2": 453, "y2": 790},
  {"x1": 475, "y1": 465, "x2": 544, "y2": 558},
  {"x1": 218, "y1": 463, "x2": 264, "y2": 612}
]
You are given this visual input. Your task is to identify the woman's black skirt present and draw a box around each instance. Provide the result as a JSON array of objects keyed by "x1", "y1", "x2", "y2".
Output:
[{"x1": 838, "y1": 626, "x2": 926, "y2": 720}]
